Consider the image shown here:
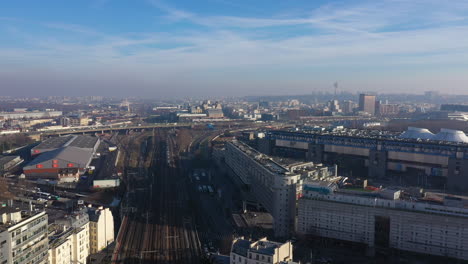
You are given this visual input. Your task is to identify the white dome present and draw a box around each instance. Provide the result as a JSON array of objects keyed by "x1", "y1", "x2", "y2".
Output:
[
  {"x1": 399, "y1": 127, "x2": 435, "y2": 140},
  {"x1": 433, "y1": 129, "x2": 468, "y2": 143}
]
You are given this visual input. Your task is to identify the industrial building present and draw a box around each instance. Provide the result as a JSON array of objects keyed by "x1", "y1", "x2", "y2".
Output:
[
  {"x1": 25, "y1": 135, "x2": 100, "y2": 181},
  {"x1": 260, "y1": 127, "x2": 468, "y2": 191},
  {"x1": 31, "y1": 135, "x2": 100, "y2": 156},
  {"x1": 0, "y1": 208, "x2": 49, "y2": 264},
  {"x1": 297, "y1": 181, "x2": 468, "y2": 260},
  {"x1": 24, "y1": 147, "x2": 95, "y2": 181},
  {"x1": 230, "y1": 237, "x2": 295, "y2": 264},
  {"x1": 222, "y1": 140, "x2": 337, "y2": 237}
]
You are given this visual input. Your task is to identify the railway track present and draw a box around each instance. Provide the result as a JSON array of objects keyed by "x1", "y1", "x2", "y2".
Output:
[{"x1": 113, "y1": 128, "x2": 202, "y2": 263}]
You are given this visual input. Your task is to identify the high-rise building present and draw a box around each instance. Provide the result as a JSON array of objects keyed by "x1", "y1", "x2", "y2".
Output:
[
  {"x1": 0, "y1": 208, "x2": 49, "y2": 264},
  {"x1": 358, "y1": 94, "x2": 376, "y2": 115}
]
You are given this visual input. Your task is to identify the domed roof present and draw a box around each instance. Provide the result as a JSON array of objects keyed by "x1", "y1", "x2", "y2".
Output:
[
  {"x1": 399, "y1": 127, "x2": 435, "y2": 140},
  {"x1": 433, "y1": 129, "x2": 468, "y2": 143}
]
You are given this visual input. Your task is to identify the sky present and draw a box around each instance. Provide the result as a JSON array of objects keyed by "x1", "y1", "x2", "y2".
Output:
[{"x1": 1, "y1": 0, "x2": 468, "y2": 98}]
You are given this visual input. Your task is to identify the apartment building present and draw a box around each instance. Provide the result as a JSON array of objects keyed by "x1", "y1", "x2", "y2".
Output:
[
  {"x1": 87, "y1": 206, "x2": 114, "y2": 253},
  {"x1": 50, "y1": 210, "x2": 90, "y2": 264},
  {"x1": 230, "y1": 237, "x2": 295, "y2": 264},
  {"x1": 0, "y1": 208, "x2": 49, "y2": 264},
  {"x1": 297, "y1": 182, "x2": 468, "y2": 260},
  {"x1": 223, "y1": 140, "x2": 337, "y2": 237}
]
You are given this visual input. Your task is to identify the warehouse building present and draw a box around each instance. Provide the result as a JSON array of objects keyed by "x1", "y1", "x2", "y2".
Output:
[
  {"x1": 25, "y1": 135, "x2": 100, "y2": 181},
  {"x1": 24, "y1": 147, "x2": 95, "y2": 181},
  {"x1": 31, "y1": 135, "x2": 100, "y2": 156},
  {"x1": 260, "y1": 127, "x2": 468, "y2": 191},
  {"x1": 297, "y1": 182, "x2": 468, "y2": 261},
  {"x1": 222, "y1": 140, "x2": 337, "y2": 237}
]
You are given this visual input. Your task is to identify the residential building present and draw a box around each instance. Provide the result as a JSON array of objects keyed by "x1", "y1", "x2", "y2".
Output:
[
  {"x1": 297, "y1": 182, "x2": 468, "y2": 260},
  {"x1": 222, "y1": 140, "x2": 337, "y2": 237},
  {"x1": 0, "y1": 208, "x2": 49, "y2": 264},
  {"x1": 87, "y1": 206, "x2": 114, "y2": 254},
  {"x1": 50, "y1": 210, "x2": 90, "y2": 264},
  {"x1": 230, "y1": 237, "x2": 294, "y2": 264}
]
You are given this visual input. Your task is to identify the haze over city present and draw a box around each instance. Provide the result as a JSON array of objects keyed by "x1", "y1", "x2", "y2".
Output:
[{"x1": 2, "y1": 0, "x2": 468, "y2": 97}]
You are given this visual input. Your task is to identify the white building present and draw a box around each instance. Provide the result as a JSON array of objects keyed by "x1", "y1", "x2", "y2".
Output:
[
  {"x1": 50, "y1": 210, "x2": 90, "y2": 264},
  {"x1": 230, "y1": 237, "x2": 294, "y2": 264},
  {"x1": 297, "y1": 182, "x2": 468, "y2": 260},
  {"x1": 223, "y1": 140, "x2": 337, "y2": 237},
  {"x1": 87, "y1": 206, "x2": 114, "y2": 253},
  {"x1": 0, "y1": 208, "x2": 49, "y2": 264}
]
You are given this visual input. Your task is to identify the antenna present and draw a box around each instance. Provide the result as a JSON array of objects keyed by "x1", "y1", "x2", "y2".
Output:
[{"x1": 333, "y1": 82, "x2": 338, "y2": 98}]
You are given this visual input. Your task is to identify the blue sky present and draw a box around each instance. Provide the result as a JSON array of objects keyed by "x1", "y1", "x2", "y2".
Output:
[{"x1": 1, "y1": 0, "x2": 468, "y2": 98}]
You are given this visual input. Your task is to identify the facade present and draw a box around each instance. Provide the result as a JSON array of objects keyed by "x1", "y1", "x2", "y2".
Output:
[
  {"x1": 207, "y1": 109, "x2": 224, "y2": 118},
  {"x1": 358, "y1": 94, "x2": 376, "y2": 116},
  {"x1": 230, "y1": 237, "x2": 294, "y2": 264},
  {"x1": 50, "y1": 210, "x2": 90, "y2": 264},
  {"x1": 0, "y1": 156, "x2": 23, "y2": 175},
  {"x1": 223, "y1": 140, "x2": 337, "y2": 237},
  {"x1": 262, "y1": 128, "x2": 468, "y2": 191},
  {"x1": 441, "y1": 104, "x2": 468, "y2": 112},
  {"x1": 87, "y1": 206, "x2": 114, "y2": 254},
  {"x1": 297, "y1": 182, "x2": 468, "y2": 260},
  {"x1": 377, "y1": 103, "x2": 400, "y2": 116},
  {"x1": 0, "y1": 111, "x2": 62, "y2": 120},
  {"x1": 0, "y1": 209, "x2": 49, "y2": 264}
]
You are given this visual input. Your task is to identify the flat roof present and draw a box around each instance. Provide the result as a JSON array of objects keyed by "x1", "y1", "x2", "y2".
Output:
[
  {"x1": 33, "y1": 136, "x2": 74, "y2": 150},
  {"x1": 68, "y1": 135, "x2": 99, "y2": 149},
  {"x1": 32, "y1": 135, "x2": 99, "y2": 153}
]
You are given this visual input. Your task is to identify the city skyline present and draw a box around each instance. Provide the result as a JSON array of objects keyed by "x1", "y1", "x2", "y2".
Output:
[{"x1": 1, "y1": 0, "x2": 468, "y2": 97}]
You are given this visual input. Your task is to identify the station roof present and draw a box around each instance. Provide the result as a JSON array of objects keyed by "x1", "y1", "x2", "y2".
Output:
[{"x1": 399, "y1": 127, "x2": 435, "y2": 140}]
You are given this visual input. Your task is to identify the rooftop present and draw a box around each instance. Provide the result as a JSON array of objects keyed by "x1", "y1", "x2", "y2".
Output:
[
  {"x1": 68, "y1": 135, "x2": 99, "y2": 149},
  {"x1": 271, "y1": 126, "x2": 468, "y2": 147},
  {"x1": 302, "y1": 182, "x2": 468, "y2": 218},
  {"x1": 231, "y1": 140, "x2": 329, "y2": 176},
  {"x1": 26, "y1": 146, "x2": 94, "y2": 168},
  {"x1": 32, "y1": 135, "x2": 99, "y2": 153},
  {"x1": 33, "y1": 135, "x2": 74, "y2": 151}
]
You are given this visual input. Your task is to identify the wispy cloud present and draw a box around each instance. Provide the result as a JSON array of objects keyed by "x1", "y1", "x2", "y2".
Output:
[{"x1": 2, "y1": 0, "x2": 468, "y2": 96}]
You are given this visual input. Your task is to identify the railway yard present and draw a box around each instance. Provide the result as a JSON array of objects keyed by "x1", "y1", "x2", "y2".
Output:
[{"x1": 112, "y1": 129, "x2": 204, "y2": 263}]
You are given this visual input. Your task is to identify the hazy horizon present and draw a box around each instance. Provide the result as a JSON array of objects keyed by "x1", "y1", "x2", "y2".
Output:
[{"x1": 2, "y1": 0, "x2": 468, "y2": 98}]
